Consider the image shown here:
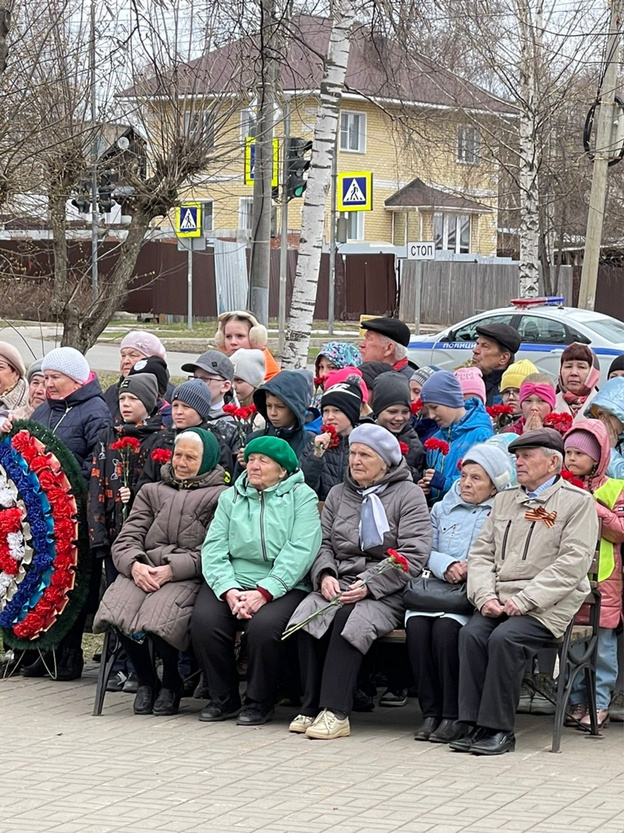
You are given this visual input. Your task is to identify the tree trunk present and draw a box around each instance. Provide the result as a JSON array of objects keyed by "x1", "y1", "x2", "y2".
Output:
[
  {"x1": 0, "y1": 0, "x2": 10, "y2": 75},
  {"x1": 281, "y1": 0, "x2": 355, "y2": 368}
]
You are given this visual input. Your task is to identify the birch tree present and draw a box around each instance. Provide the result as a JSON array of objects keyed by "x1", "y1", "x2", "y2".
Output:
[
  {"x1": 0, "y1": 0, "x2": 11, "y2": 75},
  {"x1": 281, "y1": 0, "x2": 356, "y2": 368}
]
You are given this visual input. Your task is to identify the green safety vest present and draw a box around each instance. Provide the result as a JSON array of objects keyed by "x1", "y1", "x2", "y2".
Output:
[{"x1": 593, "y1": 478, "x2": 624, "y2": 582}]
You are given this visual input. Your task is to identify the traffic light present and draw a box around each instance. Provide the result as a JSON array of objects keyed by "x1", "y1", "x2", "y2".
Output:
[
  {"x1": 71, "y1": 188, "x2": 91, "y2": 214},
  {"x1": 286, "y1": 137, "x2": 312, "y2": 200},
  {"x1": 97, "y1": 174, "x2": 115, "y2": 213}
]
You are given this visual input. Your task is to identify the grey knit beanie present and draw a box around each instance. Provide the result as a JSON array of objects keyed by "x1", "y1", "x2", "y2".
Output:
[
  {"x1": 410, "y1": 365, "x2": 439, "y2": 387},
  {"x1": 119, "y1": 373, "x2": 159, "y2": 414},
  {"x1": 41, "y1": 347, "x2": 90, "y2": 384},
  {"x1": 349, "y1": 423, "x2": 402, "y2": 467},
  {"x1": 231, "y1": 348, "x2": 266, "y2": 388},
  {"x1": 372, "y1": 371, "x2": 411, "y2": 415},
  {"x1": 27, "y1": 359, "x2": 44, "y2": 383},
  {"x1": 420, "y1": 370, "x2": 464, "y2": 408},
  {"x1": 462, "y1": 442, "x2": 512, "y2": 492},
  {"x1": 172, "y1": 379, "x2": 212, "y2": 421}
]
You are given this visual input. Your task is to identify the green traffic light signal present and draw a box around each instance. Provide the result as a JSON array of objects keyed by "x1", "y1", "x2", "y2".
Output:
[{"x1": 286, "y1": 137, "x2": 313, "y2": 201}]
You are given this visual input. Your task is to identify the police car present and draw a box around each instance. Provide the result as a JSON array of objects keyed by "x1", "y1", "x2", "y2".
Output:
[{"x1": 407, "y1": 297, "x2": 624, "y2": 384}]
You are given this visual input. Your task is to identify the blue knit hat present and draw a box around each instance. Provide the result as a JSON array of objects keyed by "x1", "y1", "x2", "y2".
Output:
[
  {"x1": 172, "y1": 379, "x2": 212, "y2": 421},
  {"x1": 420, "y1": 370, "x2": 464, "y2": 408}
]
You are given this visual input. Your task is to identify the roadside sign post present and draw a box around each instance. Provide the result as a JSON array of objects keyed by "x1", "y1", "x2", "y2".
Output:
[
  {"x1": 336, "y1": 171, "x2": 373, "y2": 212},
  {"x1": 175, "y1": 202, "x2": 204, "y2": 330},
  {"x1": 405, "y1": 240, "x2": 436, "y2": 335}
]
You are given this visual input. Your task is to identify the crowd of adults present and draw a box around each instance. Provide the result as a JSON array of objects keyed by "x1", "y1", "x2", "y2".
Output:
[{"x1": 0, "y1": 309, "x2": 622, "y2": 756}]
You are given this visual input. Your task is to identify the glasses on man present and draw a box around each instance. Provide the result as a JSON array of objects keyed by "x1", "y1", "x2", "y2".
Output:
[{"x1": 187, "y1": 374, "x2": 225, "y2": 383}]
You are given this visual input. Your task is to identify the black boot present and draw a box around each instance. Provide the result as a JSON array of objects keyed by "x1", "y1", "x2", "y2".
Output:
[
  {"x1": 55, "y1": 648, "x2": 84, "y2": 681},
  {"x1": 21, "y1": 652, "x2": 54, "y2": 678}
]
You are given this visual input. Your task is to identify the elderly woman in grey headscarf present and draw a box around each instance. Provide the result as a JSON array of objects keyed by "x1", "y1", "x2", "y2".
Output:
[
  {"x1": 0, "y1": 342, "x2": 28, "y2": 413},
  {"x1": 286, "y1": 423, "x2": 432, "y2": 740}
]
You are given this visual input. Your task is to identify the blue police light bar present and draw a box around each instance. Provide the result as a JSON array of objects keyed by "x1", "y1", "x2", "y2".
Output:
[{"x1": 510, "y1": 296, "x2": 565, "y2": 308}]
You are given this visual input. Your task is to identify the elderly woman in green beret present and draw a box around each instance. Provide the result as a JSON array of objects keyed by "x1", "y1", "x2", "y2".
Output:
[{"x1": 191, "y1": 436, "x2": 322, "y2": 726}]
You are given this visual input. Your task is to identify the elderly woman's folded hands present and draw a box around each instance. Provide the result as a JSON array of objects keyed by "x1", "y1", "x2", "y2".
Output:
[{"x1": 131, "y1": 562, "x2": 173, "y2": 592}]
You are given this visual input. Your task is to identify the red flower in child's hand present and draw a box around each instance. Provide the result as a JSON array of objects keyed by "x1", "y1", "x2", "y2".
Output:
[
  {"x1": 320, "y1": 424, "x2": 340, "y2": 448},
  {"x1": 314, "y1": 377, "x2": 324, "y2": 389},
  {"x1": 399, "y1": 441, "x2": 409, "y2": 456},
  {"x1": 424, "y1": 438, "x2": 450, "y2": 455},
  {"x1": 544, "y1": 412, "x2": 573, "y2": 435},
  {"x1": 110, "y1": 437, "x2": 141, "y2": 452},
  {"x1": 486, "y1": 404, "x2": 515, "y2": 418},
  {"x1": 386, "y1": 549, "x2": 409, "y2": 572},
  {"x1": 151, "y1": 448, "x2": 172, "y2": 464},
  {"x1": 561, "y1": 468, "x2": 584, "y2": 489},
  {"x1": 410, "y1": 398, "x2": 422, "y2": 415},
  {"x1": 223, "y1": 403, "x2": 238, "y2": 416}
]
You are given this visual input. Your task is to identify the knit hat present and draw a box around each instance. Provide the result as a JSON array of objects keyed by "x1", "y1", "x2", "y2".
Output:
[
  {"x1": 215, "y1": 310, "x2": 268, "y2": 351},
  {"x1": 410, "y1": 366, "x2": 439, "y2": 387},
  {"x1": 119, "y1": 373, "x2": 158, "y2": 415},
  {"x1": 608, "y1": 355, "x2": 624, "y2": 377},
  {"x1": 231, "y1": 348, "x2": 266, "y2": 388},
  {"x1": 324, "y1": 367, "x2": 369, "y2": 403},
  {"x1": 360, "y1": 361, "x2": 395, "y2": 392},
  {"x1": 244, "y1": 435, "x2": 299, "y2": 473},
  {"x1": 454, "y1": 367, "x2": 486, "y2": 403},
  {"x1": 361, "y1": 317, "x2": 411, "y2": 347},
  {"x1": 128, "y1": 356, "x2": 169, "y2": 397},
  {"x1": 463, "y1": 442, "x2": 512, "y2": 492},
  {"x1": 321, "y1": 381, "x2": 363, "y2": 426},
  {"x1": 564, "y1": 429, "x2": 602, "y2": 463},
  {"x1": 0, "y1": 342, "x2": 26, "y2": 378},
  {"x1": 120, "y1": 330, "x2": 167, "y2": 361},
  {"x1": 41, "y1": 347, "x2": 90, "y2": 384},
  {"x1": 349, "y1": 423, "x2": 402, "y2": 467},
  {"x1": 172, "y1": 379, "x2": 212, "y2": 421},
  {"x1": 175, "y1": 427, "x2": 220, "y2": 475},
  {"x1": 372, "y1": 371, "x2": 411, "y2": 416},
  {"x1": 27, "y1": 359, "x2": 44, "y2": 383},
  {"x1": 181, "y1": 350, "x2": 234, "y2": 382},
  {"x1": 420, "y1": 371, "x2": 464, "y2": 409},
  {"x1": 315, "y1": 341, "x2": 362, "y2": 375},
  {"x1": 500, "y1": 359, "x2": 538, "y2": 393}
]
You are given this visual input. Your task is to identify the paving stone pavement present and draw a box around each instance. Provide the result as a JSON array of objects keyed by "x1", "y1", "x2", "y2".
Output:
[{"x1": 1, "y1": 662, "x2": 623, "y2": 833}]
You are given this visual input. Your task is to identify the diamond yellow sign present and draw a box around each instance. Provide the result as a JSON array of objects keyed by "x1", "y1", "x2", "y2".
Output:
[{"x1": 176, "y1": 203, "x2": 202, "y2": 238}]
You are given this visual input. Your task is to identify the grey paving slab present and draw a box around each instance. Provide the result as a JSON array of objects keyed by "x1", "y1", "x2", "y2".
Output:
[{"x1": 1, "y1": 664, "x2": 623, "y2": 833}]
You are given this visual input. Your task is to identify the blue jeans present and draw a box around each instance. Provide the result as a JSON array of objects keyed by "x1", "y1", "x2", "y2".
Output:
[{"x1": 570, "y1": 627, "x2": 619, "y2": 710}]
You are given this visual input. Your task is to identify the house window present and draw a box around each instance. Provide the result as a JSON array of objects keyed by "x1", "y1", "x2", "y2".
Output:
[
  {"x1": 434, "y1": 212, "x2": 471, "y2": 253},
  {"x1": 340, "y1": 112, "x2": 366, "y2": 152},
  {"x1": 184, "y1": 111, "x2": 216, "y2": 148},
  {"x1": 346, "y1": 211, "x2": 364, "y2": 240},
  {"x1": 201, "y1": 200, "x2": 213, "y2": 233},
  {"x1": 240, "y1": 109, "x2": 257, "y2": 140},
  {"x1": 239, "y1": 197, "x2": 253, "y2": 231},
  {"x1": 457, "y1": 126, "x2": 480, "y2": 164}
]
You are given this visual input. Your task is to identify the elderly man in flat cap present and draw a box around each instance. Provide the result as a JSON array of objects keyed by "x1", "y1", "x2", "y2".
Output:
[
  {"x1": 359, "y1": 317, "x2": 414, "y2": 380},
  {"x1": 471, "y1": 323, "x2": 522, "y2": 406},
  {"x1": 452, "y1": 428, "x2": 598, "y2": 756}
]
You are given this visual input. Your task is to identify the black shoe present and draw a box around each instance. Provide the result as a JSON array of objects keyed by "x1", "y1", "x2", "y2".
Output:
[
  {"x1": 236, "y1": 701, "x2": 275, "y2": 726},
  {"x1": 379, "y1": 688, "x2": 408, "y2": 708},
  {"x1": 106, "y1": 671, "x2": 128, "y2": 693},
  {"x1": 133, "y1": 684, "x2": 160, "y2": 715},
  {"x1": 449, "y1": 725, "x2": 485, "y2": 752},
  {"x1": 122, "y1": 672, "x2": 139, "y2": 694},
  {"x1": 55, "y1": 648, "x2": 84, "y2": 682},
  {"x1": 470, "y1": 730, "x2": 516, "y2": 756},
  {"x1": 153, "y1": 687, "x2": 182, "y2": 716},
  {"x1": 182, "y1": 675, "x2": 199, "y2": 698},
  {"x1": 429, "y1": 720, "x2": 470, "y2": 744},
  {"x1": 353, "y1": 688, "x2": 375, "y2": 712},
  {"x1": 193, "y1": 674, "x2": 211, "y2": 700},
  {"x1": 414, "y1": 716, "x2": 441, "y2": 741},
  {"x1": 20, "y1": 653, "x2": 52, "y2": 678},
  {"x1": 198, "y1": 698, "x2": 241, "y2": 722}
]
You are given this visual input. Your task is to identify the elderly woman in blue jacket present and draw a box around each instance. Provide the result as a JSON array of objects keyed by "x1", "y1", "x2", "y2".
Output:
[
  {"x1": 584, "y1": 375, "x2": 624, "y2": 478},
  {"x1": 417, "y1": 371, "x2": 493, "y2": 503},
  {"x1": 405, "y1": 443, "x2": 512, "y2": 744}
]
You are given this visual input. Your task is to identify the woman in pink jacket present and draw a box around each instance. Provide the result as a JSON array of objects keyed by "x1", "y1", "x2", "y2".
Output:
[{"x1": 563, "y1": 419, "x2": 624, "y2": 729}]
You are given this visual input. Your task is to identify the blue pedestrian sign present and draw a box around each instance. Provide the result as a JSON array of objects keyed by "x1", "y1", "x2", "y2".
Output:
[
  {"x1": 337, "y1": 171, "x2": 373, "y2": 212},
  {"x1": 176, "y1": 202, "x2": 202, "y2": 238}
]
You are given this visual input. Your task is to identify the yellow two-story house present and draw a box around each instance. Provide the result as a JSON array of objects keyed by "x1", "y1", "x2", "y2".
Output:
[{"x1": 134, "y1": 15, "x2": 513, "y2": 257}]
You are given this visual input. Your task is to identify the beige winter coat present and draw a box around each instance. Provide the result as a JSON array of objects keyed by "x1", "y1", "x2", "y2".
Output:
[
  {"x1": 94, "y1": 464, "x2": 229, "y2": 650},
  {"x1": 467, "y1": 477, "x2": 599, "y2": 638}
]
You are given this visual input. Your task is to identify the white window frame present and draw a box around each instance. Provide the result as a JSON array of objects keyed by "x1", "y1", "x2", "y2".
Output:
[
  {"x1": 240, "y1": 108, "x2": 257, "y2": 140},
  {"x1": 345, "y1": 211, "x2": 365, "y2": 240},
  {"x1": 457, "y1": 125, "x2": 481, "y2": 164},
  {"x1": 340, "y1": 111, "x2": 367, "y2": 153},
  {"x1": 238, "y1": 197, "x2": 253, "y2": 232},
  {"x1": 434, "y1": 212, "x2": 471, "y2": 254},
  {"x1": 200, "y1": 200, "x2": 214, "y2": 233}
]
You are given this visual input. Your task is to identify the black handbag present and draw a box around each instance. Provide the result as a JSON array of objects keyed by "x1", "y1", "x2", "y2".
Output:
[{"x1": 404, "y1": 570, "x2": 473, "y2": 616}]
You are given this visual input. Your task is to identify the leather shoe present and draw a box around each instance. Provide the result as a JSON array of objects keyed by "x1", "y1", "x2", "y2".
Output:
[
  {"x1": 198, "y1": 698, "x2": 241, "y2": 722},
  {"x1": 429, "y1": 719, "x2": 470, "y2": 744},
  {"x1": 470, "y1": 730, "x2": 516, "y2": 756},
  {"x1": 236, "y1": 701, "x2": 275, "y2": 726},
  {"x1": 133, "y1": 684, "x2": 160, "y2": 715},
  {"x1": 414, "y1": 716, "x2": 441, "y2": 741},
  {"x1": 153, "y1": 687, "x2": 182, "y2": 716},
  {"x1": 20, "y1": 653, "x2": 52, "y2": 678},
  {"x1": 449, "y1": 725, "x2": 486, "y2": 752},
  {"x1": 54, "y1": 648, "x2": 84, "y2": 682}
]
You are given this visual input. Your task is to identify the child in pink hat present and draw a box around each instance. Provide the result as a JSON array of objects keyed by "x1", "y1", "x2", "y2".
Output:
[{"x1": 454, "y1": 367, "x2": 486, "y2": 404}]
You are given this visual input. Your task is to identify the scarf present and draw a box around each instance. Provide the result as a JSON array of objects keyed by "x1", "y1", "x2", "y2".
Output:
[
  {"x1": 359, "y1": 484, "x2": 389, "y2": 551},
  {"x1": 0, "y1": 377, "x2": 29, "y2": 412}
]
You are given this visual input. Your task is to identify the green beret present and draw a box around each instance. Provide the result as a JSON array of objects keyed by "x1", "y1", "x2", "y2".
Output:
[
  {"x1": 176, "y1": 427, "x2": 220, "y2": 475},
  {"x1": 244, "y1": 436, "x2": 298, "y2": 473}
]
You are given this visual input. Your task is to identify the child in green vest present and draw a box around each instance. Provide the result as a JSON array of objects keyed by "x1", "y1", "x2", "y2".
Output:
[{"x1": 563, "y1": 420, "x2": 624, "y2": 729}]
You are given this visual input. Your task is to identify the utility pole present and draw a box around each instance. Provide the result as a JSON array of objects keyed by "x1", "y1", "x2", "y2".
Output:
[
  {"x1": 89, "y1": 0, "x2": 99, "y2": 304},
  {"x1": 278, "y1": 98, "x2": 290, "y2": 356},
  {"x1": 578, "y1": 0, "x2": 622, "y2": 310},
  {"x1": 328, "y1": 130, "x2": 338, "y2": 335}
]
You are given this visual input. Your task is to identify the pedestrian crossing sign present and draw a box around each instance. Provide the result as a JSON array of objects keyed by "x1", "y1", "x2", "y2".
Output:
[
  {"x1": 337, "y1": 171, "x2": 373, "y2": 212},
  {"x1": 176, "y1": 202, "x2": 202, "y2": 238}
]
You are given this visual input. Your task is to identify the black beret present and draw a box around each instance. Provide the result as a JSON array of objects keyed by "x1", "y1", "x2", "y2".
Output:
[
  {"x1": 361, "y1": 317, "x2": 411, "y2": 347},
  {"x1": 508, "y1": 428, "x2": 564, "y2": 454},
  {"x1": 475, "y1": 323, "x2": 521, "y2": 355}
]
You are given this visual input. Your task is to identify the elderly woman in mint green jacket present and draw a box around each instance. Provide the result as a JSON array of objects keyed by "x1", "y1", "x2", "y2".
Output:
[{"x1": 191, "y1": 435, "x2": 322, "y2": 727}]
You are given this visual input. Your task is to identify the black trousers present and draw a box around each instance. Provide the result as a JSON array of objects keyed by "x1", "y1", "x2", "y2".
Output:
[
  {"x1": 191, "y1": 583, "x2": 307, "y2": 705},
  {"x1": 298, "y1": 604, "x2": 367, "y2": 716},
  {"x1": 117, "y1": 632, "x2": 182, "y2": 690},
  {"x1": 458, "y1": 612, "x2": 554, "y2": 732},
  {"x1": 406, "y1": 615, "x2": 462, "y2": 720}
]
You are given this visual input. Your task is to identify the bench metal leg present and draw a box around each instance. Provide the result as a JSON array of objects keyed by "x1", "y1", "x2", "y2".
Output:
[{"x1": 92, "y1": 630, "x2": 121, "y2": 716}]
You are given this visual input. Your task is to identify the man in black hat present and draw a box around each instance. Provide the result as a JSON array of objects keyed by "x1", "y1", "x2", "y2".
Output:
[
  {"x1": 471, "y1": 323, "x2": 521, "y2": 406},
  {"x1": 359, "y1": 317, "x2": 414, "y2": 380},
  {"x1": 452, "y1": 428, "x2": 598, "y2": 756}
]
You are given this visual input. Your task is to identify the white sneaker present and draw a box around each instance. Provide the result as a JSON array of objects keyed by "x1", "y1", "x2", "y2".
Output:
[
  {"x1": 305, "y1": 708, "x2": 351, "y2": 740},
  {"x1": 288, "y1": 714, "x2": 315, "y2": 734}
]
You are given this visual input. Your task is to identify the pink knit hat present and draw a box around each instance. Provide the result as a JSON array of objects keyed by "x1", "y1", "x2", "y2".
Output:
[
  {"x1": 564, "y1": 429, "x2": 601, "y2": 462},
  {"x1": 454, "y1": 367, "x2": 486, "y2": 404},
  {"x1": 324, "y1": 366, "x2": 369, "y2": 404},
  {"x1": 120, "y1": 331, "x2": 167, "y2": 361}
]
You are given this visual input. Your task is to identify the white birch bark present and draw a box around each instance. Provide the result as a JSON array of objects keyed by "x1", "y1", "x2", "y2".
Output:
[{"x1": 281, "y1": 0, "x2": 355, "y2": 368}]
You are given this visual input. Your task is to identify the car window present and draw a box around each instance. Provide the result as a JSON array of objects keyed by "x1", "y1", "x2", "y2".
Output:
[
  {"x1": 516, "y1": 314, "x2": 566, "y2": 344},
  {"x1": 449, "y1": 314, "x2": 514, "y2": 342},
  {"x1": 582, "y1": 317, "x2": 624, "y2": 344}
]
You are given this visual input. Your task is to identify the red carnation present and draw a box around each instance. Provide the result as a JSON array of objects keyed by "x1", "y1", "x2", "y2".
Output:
[
  {"x1": 319, "y1": 424, "x2": 340, "y2": 448},
  {"x1": 561, "y1": 468, "x2": 584, "y2": 489},
  {"x1": 151, "y1": 448, "x2": 173, "y2": 464},
  {"x1": 314, "y1": 376, "x2": 324, "y2": 389},
  {"x1": 386, "y1": 548, "x2": 409, "y2": 573},
  {"x1": 486, "y1": 404, "x2": 515, "y2": 418},
  {"x1": 410, "y1": 398, "x2": 423, "y2": 415},
  {"x1": 399, "y1": 441, "x2": 409, "y2": 456},
  {"x1": 544, "y1": 412, "x2": 573, "y2": 435},
  {"x1": 424, "y1": 438, "x2": 450, "y2": 455},
  {"x1": 110, "y1": 437, "x2": 141, "y2": 452},
  {"x1": 223, "y1": 403, "x2": 238, "y2": 416}
]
